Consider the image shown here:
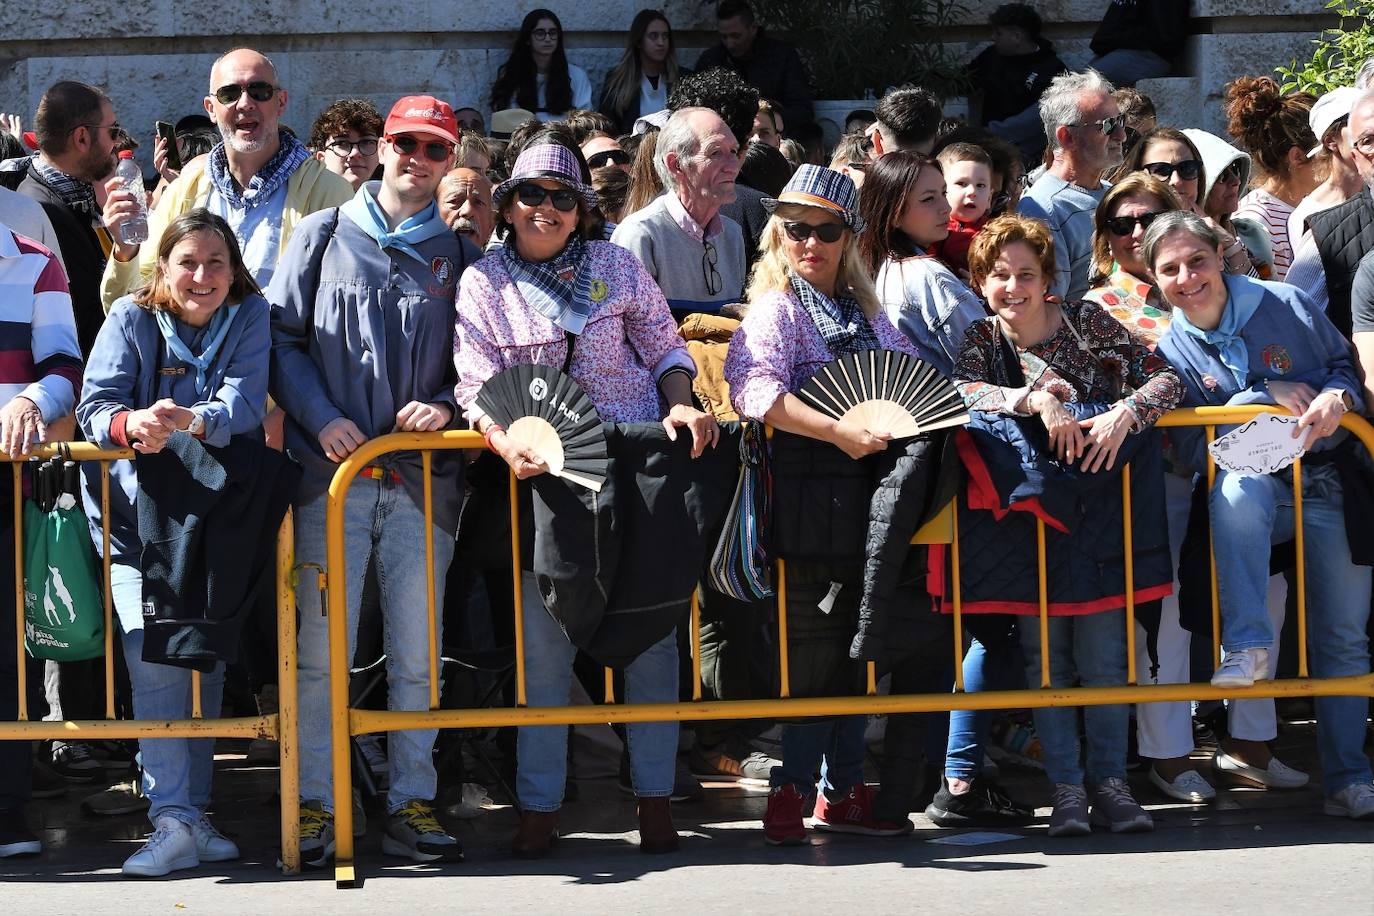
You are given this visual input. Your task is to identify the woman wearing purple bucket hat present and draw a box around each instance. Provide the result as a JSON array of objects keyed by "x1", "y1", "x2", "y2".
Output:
[{"x1": 454, "y1": 139, "x2": 719, "y2": 858}]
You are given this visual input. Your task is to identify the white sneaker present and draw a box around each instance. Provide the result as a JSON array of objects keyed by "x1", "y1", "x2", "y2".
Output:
[
  {"x1": 190, "y1": 814, "x2": 240, "y2": 862},
  {"x1": 1149, "y1": 767, "x2": 1216, "y2": 803},
  {"x1": 1324, "y1": 782, "x2": 1374, "y2": 820},
  {"x1": 1214, "y1": 751, "x2": 1309, "y2": 789},
  {"x1": 122, "y1": 816, "x2": 199, "y2": 877},
  {"x1": 1210, "y1": 648, "x2": 1270, "y2": 688}
]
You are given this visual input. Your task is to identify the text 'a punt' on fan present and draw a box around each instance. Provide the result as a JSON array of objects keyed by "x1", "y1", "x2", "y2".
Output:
[
  {"x1": 474, "y1": 364, "x2": 608, "y2": 492},
  {"x1": 798, "y1": 349, "x2": 970, "y2": 439}
]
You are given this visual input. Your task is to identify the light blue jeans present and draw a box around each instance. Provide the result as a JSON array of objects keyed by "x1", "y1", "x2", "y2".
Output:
[
  {"x1": 1019, "y1": 610, "x2": 1129, "y2": 787},
  {"x1": 944, "y1": 633, "x2": 1022, "y2": 781},
  {"x1": 516, "y1": 573, "x2": 678, "y2": 811},
  {"x1": 1208, "y1": 464, "x2": 1373, "y2": 793},
  {"x1": 112, "y1": 562, "x2": 224, "y2": 828},
  {"x1": 772, "y1": 716, "x2": 867, "y2": 797},
  {"x1": 295, "y1": 477, "x2": 455, "y2": 813}
]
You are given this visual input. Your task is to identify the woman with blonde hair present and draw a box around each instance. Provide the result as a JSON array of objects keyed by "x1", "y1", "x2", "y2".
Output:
[
  {"x1": 726, "y1": 165, "x2": 926, "y2": 845},
  {"x1": 1084, "y1": 171, "x2": 1184, "y2": 339},
  {"x1": 598, "y1": 9, "x2": 684, "y2": 134}
]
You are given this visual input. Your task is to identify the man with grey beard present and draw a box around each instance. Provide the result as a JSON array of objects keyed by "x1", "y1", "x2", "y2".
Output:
[
  {"x1": 436, "y1": 166, "x2": 495, "y2": 250},
  {"x1": 100, "y1": 46, "x2": 351, "y2": 305}
]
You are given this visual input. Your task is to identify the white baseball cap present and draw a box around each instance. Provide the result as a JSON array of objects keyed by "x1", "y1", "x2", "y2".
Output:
[{"x1": 1309, "y1": 86, "x2": 1360, "y2": 157}]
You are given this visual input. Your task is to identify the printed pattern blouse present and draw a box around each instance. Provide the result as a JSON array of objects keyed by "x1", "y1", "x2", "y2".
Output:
[{"x1": 1082, "y1": 267, "x2": 1171, "y2": 348}]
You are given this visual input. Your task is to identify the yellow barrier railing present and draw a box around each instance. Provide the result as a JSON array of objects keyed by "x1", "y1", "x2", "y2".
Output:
[
  {"x1": 319, "y1": 409, "x2": 1374, "y2": 887},
  {"x1": 0, "y1": 443, "x2": 301, "y2": 875}
]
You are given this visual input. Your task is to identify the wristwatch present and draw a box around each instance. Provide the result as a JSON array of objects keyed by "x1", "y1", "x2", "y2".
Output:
[{"x1": 186, "y1": 412, "x2": 205, "y2": 436}]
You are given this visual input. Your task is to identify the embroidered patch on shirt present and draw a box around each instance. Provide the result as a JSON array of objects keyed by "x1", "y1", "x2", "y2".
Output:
[
  {"x1": 431, "y1": 256, "x2": 454, "y2": 286},
  {"x1": 589, "y1": 278, "x2": 609, "y2": 302},
  {"x1": 1261, "y1": 344, "x2": 1292, "y2": 375}
]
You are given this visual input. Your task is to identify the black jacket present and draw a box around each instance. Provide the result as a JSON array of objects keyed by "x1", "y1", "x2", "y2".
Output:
[
  {"x1": 529, "y1": 422, "x2": 740, "y2": 668},
  {"x1": 1090, "y1": 0, "x2": 1190, "y2": 60},
  {"x1": 695, "y1": 33, "x2": 814, "y2": 129},
  {"x1": 136, "y1": 432, "x2": 301, "y2": 670},
  {"x1": 719, "y1": 182, "x2": 768, "y2": 277},
  {"x1": 1311, "y1": 189, "x2": 1374, "y2": 340},
  {"x1": 969, "y1": 40, "x2": 1067, "y2": 125},
  {"x1": 17, "y1": 165, "x2": 108, "y2": 358}
]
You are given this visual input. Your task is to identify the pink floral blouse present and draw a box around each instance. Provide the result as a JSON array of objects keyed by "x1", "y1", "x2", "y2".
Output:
[
  {"x1": 725, "y1": 288, "x2": 918, "y2": 420},
  {"x1": 454, "y1": 241, "x2": 695, "y2": 424}
]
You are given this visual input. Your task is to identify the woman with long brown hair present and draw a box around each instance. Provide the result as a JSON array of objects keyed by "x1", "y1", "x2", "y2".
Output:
[{"x1": 598, "y1": 9, "x2": 685, "y2": 134}]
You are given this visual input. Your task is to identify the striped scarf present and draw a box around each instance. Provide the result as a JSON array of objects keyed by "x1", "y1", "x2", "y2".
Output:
[{"x1": 502, "y1": 235, "x2": 594, "y2": 335}]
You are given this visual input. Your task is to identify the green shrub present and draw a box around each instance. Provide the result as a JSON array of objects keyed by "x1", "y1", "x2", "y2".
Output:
[{"x1": 1277, "y1": 0, "x2": 1374, "y2": 93}]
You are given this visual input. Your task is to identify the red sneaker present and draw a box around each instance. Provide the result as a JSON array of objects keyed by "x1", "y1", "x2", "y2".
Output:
[
  {"x1": 763, "y1": 784, "x2": 810, "y2": 846},
  {"x1": 813, "y1": 783, "x2": 914, "y2": 836}
]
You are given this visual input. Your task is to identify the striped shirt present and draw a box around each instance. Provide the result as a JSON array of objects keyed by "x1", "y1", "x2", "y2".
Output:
[
  {"x1": 0, "y1": 228, "x2": 82, "y2": 422},
  {"x1": 1235, "y1": 189, "x2": 1296, "y2": 282}
]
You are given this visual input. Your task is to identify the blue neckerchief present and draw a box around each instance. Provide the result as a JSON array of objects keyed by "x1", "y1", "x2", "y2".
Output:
[
  {"x1": 1169, "y1": 273, "x2": 1263, "y2": 389},
  {"x1": 502, "y1": 235, "x2": 593, "y2": 335},
  {"x1": 154, "y1": 304, "x2": 240, "y2": 398},
  {"x1": 790, "y1": 275, "x2": 880, "y2": 357},
  {"x1": 207, "y1": 130, "x2": 310, "y2": 211},
  {"x1": 340, "y1": 182, "x2": 451, "y2": 264}
]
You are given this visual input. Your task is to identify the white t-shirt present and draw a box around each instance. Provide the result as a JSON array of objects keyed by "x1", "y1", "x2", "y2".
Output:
[
  {"x1": 527, "y1": 65, "x2": 594, "y2": 122},
  {"x1": 639, "y1": 74, "x2": 667, "y2": 118}
]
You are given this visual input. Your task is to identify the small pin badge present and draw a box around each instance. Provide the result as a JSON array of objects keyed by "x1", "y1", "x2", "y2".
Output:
[{"x1": 589, "y1": 279, "x2": 609, "y2": 302}]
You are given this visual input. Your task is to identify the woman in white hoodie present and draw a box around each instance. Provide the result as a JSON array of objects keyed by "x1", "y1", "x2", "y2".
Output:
[{"x1": 1183, "y1": 128, "x2": 1271, "y2": 278}]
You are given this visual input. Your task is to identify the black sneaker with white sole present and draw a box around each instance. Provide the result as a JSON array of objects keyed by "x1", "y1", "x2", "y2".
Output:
[
  {"x1": 924, "y1": 776, "x2": 1034, "y2": 827},
  {"x1": 0, "y1": 811, "x2": 41, "y2": 858}
]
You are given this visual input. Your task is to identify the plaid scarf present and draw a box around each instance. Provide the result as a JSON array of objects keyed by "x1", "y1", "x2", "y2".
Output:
[
  {"x1": 790, "y1": 275, "x2": 880, "y2": 357},
  {"x1": 31, "y1": 157, "x2": 98, "y2": 221},
  {"x1": 207, "y1": 130, "x2": 310, "y2": 211},
  {"x1": 502, "y1": 235, "x2": 594, "y2": 335}
]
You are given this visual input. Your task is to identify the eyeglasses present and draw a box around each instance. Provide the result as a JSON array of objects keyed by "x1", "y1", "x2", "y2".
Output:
[
  {"x1": 783, "y1": 220, "x2": 845, "y2": 244},
  {"x1": 389, "y1": 135, "x2": 453, "y2": 162},
  {"x1": 586, "y1": 149, "x2": 631, "y2": 169},
  {"x1": 213, "y1": 81, "x2": 278, "y2": 105},
  {"x1": 531, "y1": 28, "x2": 560, "y2": 40},
  {"x1": 1105, "y1": 211, "x2": 1164, "y2": 237},
  {"x1": 326, "y1": 137, "x2": 379, "y2": 157},
  {"x1": 1354, "y1": 133, "x2": 1374, "y2": 157},
  {"x1": 702, "y1": 240, "x2": 722, "y2": 295},
  {"x1": 1074, "y1": 114, "x2": 1125, "y2": 136},
  {"x1": 515, "y1": 183, "x2": 580, "y2": 211},
  {"x1": 1142, "y1": 159, "x2": 1202, "y2": 182},
  {"x1": 845, "y1": 161, "x2": 868, "y2": 172}
]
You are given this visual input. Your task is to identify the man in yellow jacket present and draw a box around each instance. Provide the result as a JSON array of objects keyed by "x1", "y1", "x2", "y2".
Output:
[{"x1": 101, "y1": 47, "x2": 351, "y2": 306}]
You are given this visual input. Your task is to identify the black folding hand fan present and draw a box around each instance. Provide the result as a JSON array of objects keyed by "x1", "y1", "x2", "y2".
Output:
[
  {"x1": 798, "y1": 349, "x2": 970, "y2": 439},
  {"x1": 474, "y1": 364, "x2": 608, "y2": 491}
]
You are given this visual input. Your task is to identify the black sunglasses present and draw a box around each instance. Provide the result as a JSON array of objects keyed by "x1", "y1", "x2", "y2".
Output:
[
  {"x1": 586, "y1": 149, "x2": 631, "y2": 169},
  {"x1": 389, "y1": 135, "x2": 453, "y2": 162},
  {"x1": 783, "y1": 220, "x2": 845, "y2": 243},
  {"x1": 516, "y1": 183, "x2": 580, "y2": 212},
  {"x1": 326, "y1": 137, "x2": 379, "y2": 157},
  {"x1": 1105, "y1": 211, "x2": 1163, "y2": 237},
  {"x1": 1219, "y1": 161, "x2": 1244, "y2": 182},
  {"x1": 1142, "y1": 159, "x2": 1202, "y2": 182},
  {"x1": 213, "y1": 81, "x2": 278, "y2": 105},
  {"x1": 1076, "y1": 114, "x2": 1124, "y2": 136}
]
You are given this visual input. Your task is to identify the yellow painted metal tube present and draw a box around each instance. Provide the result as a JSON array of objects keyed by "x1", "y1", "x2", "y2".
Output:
[
  {"x1": 690, "y1": 588, "x2": 703, "y2": 702},
  {"x1": 1206, "y1": 426, "x2": 1221, "y2": 666},
  {"x1": 102, "y1": 464, "x2": 115, "y2": 719},
  {"x1": 11, "y1": 463, "x2": 23, "y2": 722},
  {"x1": 1036, "y1": 518, "x2": 1049, "y2": 688},
  {"x1": 509, "y1": 468, "x2": 527, "y2": 708},
  {"x1": 604, "y1": 667, "x2": 615, "y2": 704},
  {"x1": 951, "y1": 497, "x2": 965, "y2": 692},
  {"x1": 1292, "y1": 457, "x2": 1308, "y2": 678},
  {"x1": 191, "y1": 670, "x2": 202, "y2": 719},
  {"x1": 276, "y1": 512, "x2": 301, "y2": 876},
  {"x1": 776, "y1": 556, "x2": 791, "y2": 698},
  {"x1": 866, "y1": 661, "x2": 877, "y2": 696},
  {"x1": 325, "y1": 460, "x2": 357, "y2": 882},
  {"x1": 422, "y1": 450, "x2": 439, "y2": 710},
  {"x1": 0, "y1": 715, "x2": 276, "y2": 740},
  {"x1": 1122, "y1": 465, "x2": 1136, "y2": 686}
]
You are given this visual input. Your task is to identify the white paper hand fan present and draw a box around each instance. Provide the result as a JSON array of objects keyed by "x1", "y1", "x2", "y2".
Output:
[
  {"x1": 798, "y1": 349, "x2": 969, "y2": 439},
  {"x1": 473, "y1": 364, "x2": 608, "y2": 491}
]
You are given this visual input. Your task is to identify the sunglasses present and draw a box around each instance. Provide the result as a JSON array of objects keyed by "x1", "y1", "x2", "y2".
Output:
[
  {"x1": 515, "y1": 183, "x2": 580, "y2": 211},
  {"x1": 326, "y1": 137, "x2": 379, "y2": 157},
  {"x1": 1105, "y1": 211, "x2": 1163, "y2": 237},
  {"x1": 1076, "y1": 114, "x2": 1124, "y2": 136},
  {"x1": 783, "y1": 220, "x2": 845, "y2": 243},
  {"x1": 1142, "y1": 159, "x2": 1202, "y2": 182},
  {"x1": 1219, "y1": 161, "x2": 1244, "y2": 183},
  {"x1": 213, "y1": 81, "x2": 278, "y2": 105},
  {"x1": 389, "y1": 135, "x2": 453, "y2": 162},
  {"x1": 586, "y1": 149, "x2": 631, "y2": 169}
]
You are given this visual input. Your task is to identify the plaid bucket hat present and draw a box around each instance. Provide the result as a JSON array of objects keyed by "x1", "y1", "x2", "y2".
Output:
[
  {"x1": 493, "y1": 142, "x2": 598, "y2": 212},
  {"x1": 762, "y1": 164, "x2": 866, "y2": 233}
]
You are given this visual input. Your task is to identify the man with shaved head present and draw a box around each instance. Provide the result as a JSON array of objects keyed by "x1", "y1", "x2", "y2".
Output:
[
  {"x1": 100, "y1": 46, "x2": 352, "y2": 303},
  {"x1": 437, "y1": 166, "x2": 494, "y2": 250}
]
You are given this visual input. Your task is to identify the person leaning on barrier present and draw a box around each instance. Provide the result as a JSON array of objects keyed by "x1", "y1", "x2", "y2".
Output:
[
  {"x1": 76, "y1": 209, "x2": 268, "y2": 876},
  {"x1": 269, "y1": 96, "x2": 475, "y2": 868},
  {"x1": 1148, "y1": 211, "x2": 1374, "y2": 822},
  {"x1": 454, "y1": 139, "x2": 717, "y2": 858},
  {"x1": 0, "y1": 220, "x2": 82, "y2": 860},
  {"x1": 951, "y1": 213, "x2": 1184, "y2": 838},
  {"x1": 723, "y1": 165, "x2": 936, "y2": 844}
]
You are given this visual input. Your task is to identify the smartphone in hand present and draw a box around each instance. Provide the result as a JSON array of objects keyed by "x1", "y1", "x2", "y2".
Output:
[{"x1": 155, "y1": 120, "x2": 182, "y2": 171}]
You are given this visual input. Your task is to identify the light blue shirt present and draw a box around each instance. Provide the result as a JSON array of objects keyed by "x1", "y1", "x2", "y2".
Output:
[
  {"x1": 208, "y1": 181, "x2": 289, "y2": 288},
  {"x1": 1018, "y1": 173, "x2": 1107, "y2": 302}
]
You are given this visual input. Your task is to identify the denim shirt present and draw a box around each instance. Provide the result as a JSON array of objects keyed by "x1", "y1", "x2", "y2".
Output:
[{"x1": 208, "y1": 182, "x2": 288, "y2": 289}]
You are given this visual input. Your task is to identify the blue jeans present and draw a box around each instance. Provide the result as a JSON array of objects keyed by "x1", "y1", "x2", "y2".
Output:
[
  {"x1": 944, "y1": 632, "x2": 1023, "y2": 781},
  {"x1": 1019, "y1": 610, "x2": 1129, "y2": 786},
  {"x1": 112, "y1": 562, "x2": 224, "y2": 827},
  {"x1": 772, "y1": 716, "x2": 867, "y2": 796},
  {"x1": 516, "y1": 573, "x2": 677, "y2": 811},
  {"x1": 1087, "y1": 49, "x2": 1171, "y2": 87},
  {"x1": 295, "y1": 478, "x2": 455, "y2": 813},
  {"x1": 1209, "y1": 464, "x2": 1372, "y2": 793}
]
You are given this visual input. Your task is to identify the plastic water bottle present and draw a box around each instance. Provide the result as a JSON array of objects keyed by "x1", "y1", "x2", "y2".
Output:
[{"x1": 114, "y1": 150, "x2": 148, "y2": 245}]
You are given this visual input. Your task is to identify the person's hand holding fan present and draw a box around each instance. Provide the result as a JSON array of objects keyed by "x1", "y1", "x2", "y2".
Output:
[{"x1": 475, "y1": 364, "x2": 609, "y2": 491}]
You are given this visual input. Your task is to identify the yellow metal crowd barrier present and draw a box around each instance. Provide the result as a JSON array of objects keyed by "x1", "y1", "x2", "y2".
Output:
[
  {"x1": 317, "y1": 408, "x2": 1374, "y2": 887},
  {"x1": 0, "y1": 443, "x2": 303, "y2": 874}
]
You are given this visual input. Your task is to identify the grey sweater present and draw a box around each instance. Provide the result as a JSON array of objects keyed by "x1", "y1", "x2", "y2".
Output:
[{"x1": 611, "y1": 194, "x2": 747, "y2": 318}]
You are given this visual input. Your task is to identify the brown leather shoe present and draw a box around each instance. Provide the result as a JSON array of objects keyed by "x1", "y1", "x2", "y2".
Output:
[
  {"x1": 510, "y1": 809, "x2": 559, "y2": 858},
  {"x1": 636, "y1": 796, "x2": 679, "y2": 854}
]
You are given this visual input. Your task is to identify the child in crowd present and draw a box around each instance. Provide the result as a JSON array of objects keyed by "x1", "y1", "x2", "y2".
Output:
[{"x1": 933, "y1": 143, "x2": 995, "y2": 278}]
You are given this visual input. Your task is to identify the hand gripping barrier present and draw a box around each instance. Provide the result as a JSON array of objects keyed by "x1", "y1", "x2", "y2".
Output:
[
  {"x1": 0, "y1": 442, "x2": 302, "y2": 873},
  {"x1": 319, "y1": 410, "x2": 1374, "y2": 887}
]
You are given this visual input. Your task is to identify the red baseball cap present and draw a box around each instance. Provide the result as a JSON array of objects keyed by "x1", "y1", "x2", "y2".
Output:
[{"x1": 384, "y1": 96, "x2": 461, "y2": 145}]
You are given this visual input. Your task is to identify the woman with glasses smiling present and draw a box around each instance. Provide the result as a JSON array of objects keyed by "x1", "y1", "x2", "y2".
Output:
[
  {"x1": 454, "y1": 139, "x2": 716, "y2": 858},
  {"x1": 489, "y1": 9, "x2": 592, "y2": 123}
]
